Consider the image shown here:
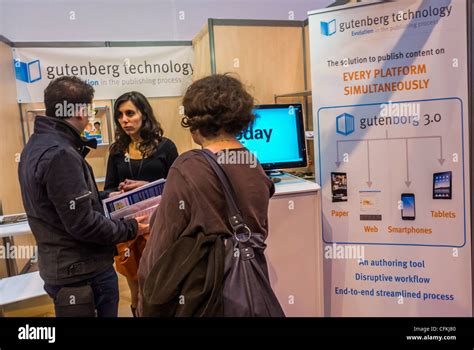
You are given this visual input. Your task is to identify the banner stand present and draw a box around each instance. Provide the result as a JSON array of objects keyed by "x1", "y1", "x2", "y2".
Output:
[{"x1": 309, "y1": 0, "x2": 472, "y2": 316}]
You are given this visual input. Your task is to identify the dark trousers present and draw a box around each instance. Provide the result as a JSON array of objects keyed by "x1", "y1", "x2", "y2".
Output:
[{"x1": 44, "y1": 266, "x2": 119, "y2": 317}]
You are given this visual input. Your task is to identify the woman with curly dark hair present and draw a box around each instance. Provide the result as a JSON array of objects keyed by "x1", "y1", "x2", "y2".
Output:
[
  {"x1": 137, "y1": 74, "x2": 275, "y2": 316},
  {"x1": 104, "y1": 91, "x2": 178, "y2": 316}
]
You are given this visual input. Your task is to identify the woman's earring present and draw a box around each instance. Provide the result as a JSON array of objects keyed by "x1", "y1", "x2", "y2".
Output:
[{"x1": 181, "y1": 116, "x2": 189, "y2": 126}]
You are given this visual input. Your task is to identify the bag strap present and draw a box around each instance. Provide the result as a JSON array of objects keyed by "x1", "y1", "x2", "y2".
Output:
[{"x1": 195, "y1": 149, "x2": 251, "y2": 241}]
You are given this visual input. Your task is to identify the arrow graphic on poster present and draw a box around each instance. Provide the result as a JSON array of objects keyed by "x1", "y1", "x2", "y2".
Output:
[
  {"x1": 438, "y1": 137, "x2": 445, "y2": 165},
  {"x1": 405, "y1": 138, "x2": 411, "y2": 188},
  {"x1": 334, "y1": 135, "x2": 445, "y2": 186},
  {"x1": 366, "y1": 140, "x2": 372, "y2": 188},
  {"x1": 335, "y1": 141, "x2": 341, "y2": 167}
]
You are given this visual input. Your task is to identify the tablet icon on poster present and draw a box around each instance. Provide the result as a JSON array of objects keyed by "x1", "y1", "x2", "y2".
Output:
[{"x1": 433, "y1": 171, "x2": 452, "y2": 199}]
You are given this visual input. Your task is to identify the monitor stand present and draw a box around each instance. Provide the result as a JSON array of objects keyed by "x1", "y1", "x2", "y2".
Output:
[{"x1": 265, "y1": 170, "x2": 284, "y2": 183}]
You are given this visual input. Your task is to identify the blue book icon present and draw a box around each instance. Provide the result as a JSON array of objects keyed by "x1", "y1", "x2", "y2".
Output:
[
  {"x1": 14, "y1": 59, "x2": 42, "y2": 83},
  {"x1": 321, "y1": 19, "x2": 336, "y2": 36}
]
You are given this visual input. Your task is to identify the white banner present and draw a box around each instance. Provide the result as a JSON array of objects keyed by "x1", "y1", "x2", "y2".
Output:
[
  {"x1": 12, "y1": 45, "x2": 194, "y2": 103},
  {"x1": 309, "y1": 0, "x2": 472, "y2": 316}
]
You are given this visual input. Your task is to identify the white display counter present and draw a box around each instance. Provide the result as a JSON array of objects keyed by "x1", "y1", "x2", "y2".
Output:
[{"x1": 266, "y1": 173, "x2": 324, "y2": 316}]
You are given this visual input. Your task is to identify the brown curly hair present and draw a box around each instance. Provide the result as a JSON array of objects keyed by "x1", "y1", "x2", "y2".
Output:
[{"x1": 181, "y1": 74, "x2": 255, "y2": 137}]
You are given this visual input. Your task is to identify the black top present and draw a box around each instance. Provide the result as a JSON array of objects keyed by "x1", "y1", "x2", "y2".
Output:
[{"x1": 104, "y1": 137, "x2": 179, "y2": 196}]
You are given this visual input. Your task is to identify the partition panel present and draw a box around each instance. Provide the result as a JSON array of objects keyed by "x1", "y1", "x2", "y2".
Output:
[{"x1": 212, "y1": 25, "x2": 306, "y2": 104}]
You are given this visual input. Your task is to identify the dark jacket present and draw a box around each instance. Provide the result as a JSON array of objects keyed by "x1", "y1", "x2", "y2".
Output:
[
  {"x1": 19, "y1": 116, "x2": 138, "y2": 286},
  {"x1": 141, "y1": 230, "x2": 225, "y2": 317}
]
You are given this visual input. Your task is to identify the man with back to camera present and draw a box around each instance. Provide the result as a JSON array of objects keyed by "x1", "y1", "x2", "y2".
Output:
[{"x1": 18, "y1": 76, "x2": 148, "y2": 317}]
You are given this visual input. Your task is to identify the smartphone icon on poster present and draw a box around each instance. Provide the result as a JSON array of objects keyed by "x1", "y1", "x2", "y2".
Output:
[{"x1": 401, "y1": 193, "x2": 415, "y2": 220}]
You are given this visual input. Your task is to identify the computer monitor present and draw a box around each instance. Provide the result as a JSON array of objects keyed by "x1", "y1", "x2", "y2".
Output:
[{"x1": 236, "y1": 103, "x2": 307, "y2": 171}]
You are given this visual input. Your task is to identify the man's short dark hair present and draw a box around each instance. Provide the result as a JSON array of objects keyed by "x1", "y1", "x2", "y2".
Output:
[{"x1": 44, "y1": 76, "x2": 94, "y2": 118}]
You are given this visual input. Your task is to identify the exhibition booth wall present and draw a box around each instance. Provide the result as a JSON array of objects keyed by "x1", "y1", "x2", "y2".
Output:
[
  {"x1": 0, "y1": 18, "x2": 317, "y2": 211},
  {"x1": 2, "y1": 0, "x2": 472, "y2": 318},
  {"x1": 0, "y1": 40, "x2": 23, "y2": 215},
  {"x1": 0, "y1": 40, "x2": 31, "y2": 276},
  {"x1": 3, "y1": 18, "x2": 315, "y2": 215},
  {"x1": 0, "y1": 20, "x2": 325, "y2": 316},
  {"x1": 193, "y1": 19, "x2": 315, "y2": 171},
  {"x1": 0, "y1": 17, "x2": 316, "y2": 204}
]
